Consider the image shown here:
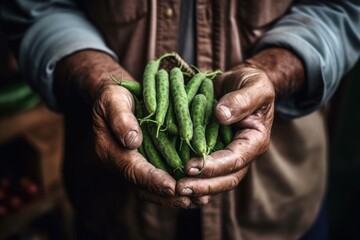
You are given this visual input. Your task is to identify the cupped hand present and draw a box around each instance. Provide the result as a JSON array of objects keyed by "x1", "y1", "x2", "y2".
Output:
[
  {"x1": 176, "y1": 65, "x2": 275, "y2": 204},
  {"x1": 55, "y1": 50, "x2": 191, "y2": 208},
  {"x1": 92, "y1": 80, "x2": 191, "y2": 208}
]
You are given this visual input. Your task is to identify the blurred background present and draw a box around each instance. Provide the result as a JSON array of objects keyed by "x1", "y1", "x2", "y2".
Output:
[
  {"x1": 0, "y1": 19, "x2": 359, "y2": 240},
  {"x1": 0, "y1": 23, "x2": 74, "y2": 240}
]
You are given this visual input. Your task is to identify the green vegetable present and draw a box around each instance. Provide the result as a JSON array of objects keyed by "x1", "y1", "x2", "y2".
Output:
[
  {"x1": 110, "y1": 73, "x2": 142, "y2": 98},
  {"x1": 199, "y1": 78, "x2": 214, "y2": 125},
  {"x1": 154, "y1": 69, "x2": 170, "y2": 137},
  {"x1": 164, "y1": 96, "x2": 179, "y2": 135},
  {"x1": 178, "y1": 139, "x2": 191, "y2": 164},
  {"x1": 147, "y1": 124, "x2": 183, "y2": 173},
  {"x1": 142, "y1": 60, "x2": 160, "y2": 119},
  {"x1": 169, "y1": 67, "x2": 193, "y2": 146},
  {"x1": 220, "y1": 124, "x2": 233, "y2": 146},
  {"x1": 142, "y1": 123, "x2": 168, "y2": 172},
  {"x1": 190, "y1": 94, "x2": 208, "y2": 158},
  {"x1": 0, "y1": 82, "x2": 41, "y2": 117},
  {"x1": 185, "y1": 72, "x2": 206, "y2": 104},
  {"x1": 205, "y1": 99, "x2": 219, "y2": 154}
]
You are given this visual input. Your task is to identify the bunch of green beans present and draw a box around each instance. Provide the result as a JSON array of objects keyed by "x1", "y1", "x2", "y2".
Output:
[{"x1": 111, "y1": 53, "x2": 233, "y2": 179}]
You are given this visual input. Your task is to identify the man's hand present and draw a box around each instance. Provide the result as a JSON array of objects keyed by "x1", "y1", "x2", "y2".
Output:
[
  {"x1": 54, "y1": 50, "x2": 191, "y2": 208},
  {"x1": 175, "y1": 48, "x2": 305, "y2": 205},
  {"x1": 176, "y1": 66, "x2": 275, "y2": 204},
  {"x1": 92, "y1": 83, "x2": 191, "y2": 208}
]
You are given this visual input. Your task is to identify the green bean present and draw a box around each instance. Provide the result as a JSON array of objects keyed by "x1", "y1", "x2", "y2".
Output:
[
  {"x1": 147, "y1": 124, "x2": 183, "y2": 172},
  {"x1": 110, "y1": 73, "x2": 142, "y2": 98},
  {"x1": 169, "y1": 67, "x2": 193, "y2": 145},
  {"x1": 142, "y1": 60, "x2": 160, "y2": 119},
  {"x1": 164, "y1": 97, "x2": 179, "y2": 135},
  {"x1": 120, "y1": 81, "x2": 142, "y2": 98},
  {"x1": 190, "y1": 94, "x2": 208, "y2": 157},
  {"x1": 199, "y1": 78, "x2": 214, "y2": 125},
  {"x1": 141, "y1": 123, "x2": 168, "y2": 171},
  {"x1": 220, "y1": 124, "x2": 233, "y2": 146},
  {"x1": 185, "y1": 72, "x2": 206, "y2": 104},
  {"x1": 212, "y1": 138, "x2": 225, "y2": 152},
  {"x1": 178, "y1": 139, "x2": 191, "y2": 164},
  {"x1": 205, "y1": 99, "x2": 219, "y2": 154},
  {"x1": 154, "y1": 69, "x2": 170, "y2": 137}
]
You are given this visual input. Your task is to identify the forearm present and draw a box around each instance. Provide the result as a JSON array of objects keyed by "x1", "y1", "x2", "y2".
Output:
[{"x1": 245, "y1": 48, "x2": 305, "y2": 99}]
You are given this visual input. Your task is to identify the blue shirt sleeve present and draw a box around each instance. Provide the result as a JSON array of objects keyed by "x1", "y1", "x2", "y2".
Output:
[
  {"x1": 0, "y1": 0, "x2": 118, "y2": 111},
  {"x1": 254, "y1": 0, "x2": 360, "y2": 118}
]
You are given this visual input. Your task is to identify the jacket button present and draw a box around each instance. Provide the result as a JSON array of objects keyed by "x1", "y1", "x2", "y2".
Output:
[{"x1": 163, "y1": 7, "x2": 173, "y2": 18}]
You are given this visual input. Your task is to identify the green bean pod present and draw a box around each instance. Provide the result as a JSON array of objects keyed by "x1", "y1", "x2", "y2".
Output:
[
  {"x1": 143, "y1": 60, "x2": 160, "y2": 117},
  {"x1": 205, "y1": 99, "x2": 219, "y2": 154},
  {"x1": 212, "y1": 138, "x2": 225, "y2": 152},
  {"x1": 121, "y1": 81, "x2": 142, "y2": 98},
  {"x1": 164, "y1": 96, "x2": 179, "y2": 135},
  {"x1": 199, "y1": 78, "x2": 214, "y2": 125},
  {"x1": 185, "y1": 72, "x2": 206, "y2": 104},
  {"x1": 141, "y1": 123, "x2": 168, "y2": 172},
  {"x1": 190, "y1": 94, "x2": 208, "y2": 156},
  {"x1": 147, "y1": 124, "x2": 183, "y2": 171},
  {"x1": 154, "y1": 69, "x2": 170, "y2": 137},
  {"x1": 220, "y1": 124, "x2": 233, "y2": 146},
  {"x1": 169, "y1": 67, "x2": 193, "y2": 144},
  {"x1": 178, "y1": 140, "x2": 191, "y2": 164}
]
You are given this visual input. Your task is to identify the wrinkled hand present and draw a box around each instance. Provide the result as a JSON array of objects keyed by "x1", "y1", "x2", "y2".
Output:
[
  {"x1": 176, "y1": 65, "x2": 275, "y2": 205},
  {"x1": 55, "y1": 50, "x2": 191, "y2": 208},
  {"x1": 92, "y1": 83, "x2": 192, "y2": 208}
]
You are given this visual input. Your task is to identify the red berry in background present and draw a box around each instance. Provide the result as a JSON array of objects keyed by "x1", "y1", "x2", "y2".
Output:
[
  {"x1": 26, "y1": 182, "x2": 38, "y2": 196},
  {"x1": 19, "y1": 177, "x2": 39, "y2": 201}
]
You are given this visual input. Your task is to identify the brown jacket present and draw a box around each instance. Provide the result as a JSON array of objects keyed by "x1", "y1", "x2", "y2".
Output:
[{"x1": 63, "y1": 1, "x2": 327, "y2": 239}]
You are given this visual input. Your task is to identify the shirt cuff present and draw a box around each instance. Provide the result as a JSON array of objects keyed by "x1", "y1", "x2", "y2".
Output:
[
  {"x1": 254, "y1": 30, "x2": 324, "y2": 118},
  {"x1": 253, "y1": 8, "x2": 346, "y2": 118}
]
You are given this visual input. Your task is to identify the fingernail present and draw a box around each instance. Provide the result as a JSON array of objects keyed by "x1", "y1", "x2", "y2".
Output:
[
  {"x1": 124, "y1": 130, "x2": 138, "y2": 147},
  {"x1": 219, "y1": 105, "x2": 232, "y2": 119},
  {"x1": 162, "y1": 187, "x2": 174, "y2": 196},
  {"x1": 188, "y1": 168, "x2": 201, "y2": 176},
  {"x1": 182, "y1": 187, "x2": 193, "y2": 196}
]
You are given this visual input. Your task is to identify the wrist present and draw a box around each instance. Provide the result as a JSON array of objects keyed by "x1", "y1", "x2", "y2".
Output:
[
  {"x1": 245, "y1": 48, "x2": 305, "y2": 99},
  {"x1": 53, "y1": 50, "x2": 132, "y2": 110}
]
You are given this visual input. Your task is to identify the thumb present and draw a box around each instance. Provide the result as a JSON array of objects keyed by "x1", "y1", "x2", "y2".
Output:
[
  {"x1": 215, "y1": 69, "x2": 275, "y2": 125},
  {"x1": 93, "y1": 84, "x2": 142, "y2": 149}
]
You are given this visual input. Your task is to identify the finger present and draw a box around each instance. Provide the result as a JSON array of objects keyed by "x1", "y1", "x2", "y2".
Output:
[
  {"x1": 93, "y1": 84, "x2": 142, "y2": 149},
  {"x1": 215, "y1": 72, "x2": 274, "y2": 125},
  {"x1": 191, "y1": 195, "x2": 212, "y2": 206},
  {"x1": 185, "y1": 127, "x2": 269, "y2": 177},
  {"x1": 139, "y1": 190, "x2": 191, "y2": 208},
  {"x1": 94, "y1": 118, "x2": 177, "y2": 197},
  {"x1": 176, "y1": 168, "x2": 249, "y2": 197}
]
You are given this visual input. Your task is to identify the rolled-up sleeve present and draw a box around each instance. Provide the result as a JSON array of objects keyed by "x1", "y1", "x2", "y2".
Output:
[
  {"x1": 0, "y1": 0, "x2": 117, "y2": 110},
  {"x1": 254, "y1": 0, "x2": 360, "y2": 118}
]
